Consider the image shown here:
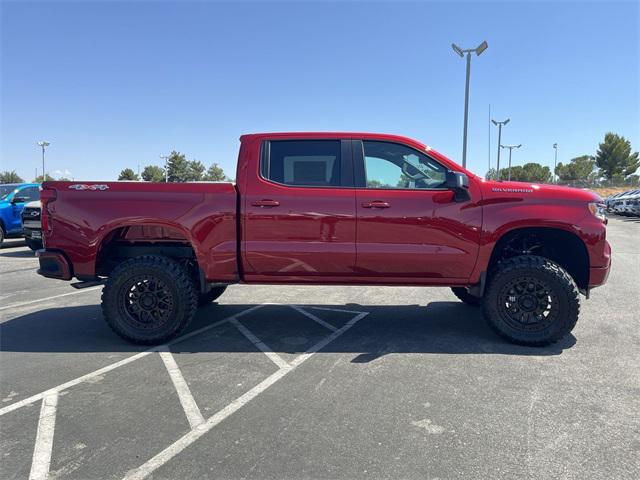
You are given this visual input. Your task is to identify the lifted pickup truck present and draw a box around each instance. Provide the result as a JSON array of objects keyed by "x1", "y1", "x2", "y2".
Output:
[{"x1": 37, "y1": 132, "x2": 611, "y2": 346}]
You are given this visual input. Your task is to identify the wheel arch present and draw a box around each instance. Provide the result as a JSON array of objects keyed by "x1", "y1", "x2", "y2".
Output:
[
  {"x1": 486, "y1": 226, "x2": 590, "y2": 291},
  {"x1": 95, "y1": 222, "x2": 205, "y2": 279}
]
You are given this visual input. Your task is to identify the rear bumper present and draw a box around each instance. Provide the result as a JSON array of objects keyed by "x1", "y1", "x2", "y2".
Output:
[{"x1": 36, "y1": 249, "x2": 72, "y2": 280}]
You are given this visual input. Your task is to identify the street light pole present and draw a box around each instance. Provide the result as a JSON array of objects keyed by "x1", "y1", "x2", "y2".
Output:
[
  {"x1": 159, "y1": 155, "x2": 169, "y2": 182},
  {"x1": 491, "y1": 119, "x2": 510, "y2": 179},
  {"x1": 501, "y1": 144, "x2": 522, "y2": 181},
  {"x1": 37, "y1": 141, "x2": 50, "y2": 181},
  {"x1": 553, "y1": 143, "x2": 558, "y2": 183},
  {"x1": 452, "y1": 41, "x2": 488, "y2": 169}
]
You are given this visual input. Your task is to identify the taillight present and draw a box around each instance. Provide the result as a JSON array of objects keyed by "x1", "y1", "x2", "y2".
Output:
[{"x1": 40, "y1": 188, "x2": 57, "y2": 234}]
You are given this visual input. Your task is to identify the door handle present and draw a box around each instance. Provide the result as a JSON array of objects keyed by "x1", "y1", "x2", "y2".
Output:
[
  {"x1": 252, "y1": 199, "x2": 280, "y2": 207},
  {"x1": 361, "y1": 201, "x2": 390, "y2": 209}
]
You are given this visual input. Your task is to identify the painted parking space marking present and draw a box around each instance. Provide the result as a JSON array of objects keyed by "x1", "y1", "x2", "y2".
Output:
[
  {"x1": 1, "y1": 304, "x2": 369, "y2": 480},
  {"x1": 28, "y1": 392, "x2": 59, "y2": 480},
  {"x1": 159, "y1": 348, "x2": 205, "y2": 429},
  {"x1": 230, "y1": 318, "x2": 291, "y2": 370},
  {"x1": 290, "y1": 304, "x2": 338, "y2": 331},
  {"x1": 124, "y1": 307, "x2": 368, "y2": 480},
  {"x1": 0, "y1": 287, "x2": 101, "y2": 312}
]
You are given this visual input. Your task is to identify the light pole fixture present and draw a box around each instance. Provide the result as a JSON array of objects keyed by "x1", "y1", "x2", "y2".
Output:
[
  {"x1": 37, "y1": 141, "x2": 50, "y2": 181},
  {"x1": 491, "y1": 118, "x2": 510, "y2": 179},
  {"x1": 553, "y1": 143, "x2": 558, "y2": 183},
  {"x1": 451, "y1": 40, "x2": 488, "y2": 169},
  {"x1": 501, "y1": 144, "x2": 522, "y2": 181},
  {"x1": 159, "y1": 154, "x2": 169, "y2": 182}
]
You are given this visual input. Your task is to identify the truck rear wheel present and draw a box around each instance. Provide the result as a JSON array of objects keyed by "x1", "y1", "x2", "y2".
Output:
[
  {"x1": 101, "y1": 255, "x2": 197, "y2": 345},
  {"x1": 450, "y1": 287, "x2": 481, "y2": 306},
  {"x1": 198, "y1": 286, "x2": 227, "y2": 306},
  {"x1": 482, "y1": 255, "x2": 579, "y2": 346}
]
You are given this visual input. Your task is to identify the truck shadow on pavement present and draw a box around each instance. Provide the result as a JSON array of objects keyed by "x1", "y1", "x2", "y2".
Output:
[{"x1": 0, "y1": 302, "x2": 575, "y2": 357}]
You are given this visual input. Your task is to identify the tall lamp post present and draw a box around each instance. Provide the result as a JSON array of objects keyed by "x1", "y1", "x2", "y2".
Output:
[
  {"x1": 491, "y1": 118, "x2": 510, "y2": 179},
  {"x1": 553, "y1": 143, "x2": 558, "y2": 183},
  {"x1": 159, "y1": 155, "x2": 169, "y2": 182},
  {"x1": 501, "y1": 144, "x2": 522, "y2": 181},
  {"x1": 452, "y1": 40, "x2": 488, "y2": 169},
  {"x1": 37, "y1": 141, "x2": 50, "y2": 181}
]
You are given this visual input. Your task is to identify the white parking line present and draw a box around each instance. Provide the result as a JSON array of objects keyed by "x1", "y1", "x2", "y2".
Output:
[
  {"x1": 0, "y1": 308, "x2": 260, "y2": 417},
  {"x1": 231, "y1": 318, "x2": 291, "y2": 370},
  {"x1": 3, "y1": 303, "x2": 369, "y2": 480},
  {"x1": 29, "y1": 393, "x2": 59, "y2": 480},
  {"x1": 123, "y1": 309, "x2": 368, "y2": 480},
  {"x1": 308, "y1": 305, "x2": 367, "y2": 315},
  {"x1": 159, "y1": 349, "x2": 205, "y2": 429},
  {"x1": 290, "y1": 305, "x2": 338, "y2": 332},
  {"x1": 0, "y1": 287, "x2": 101, "y2": 312}
]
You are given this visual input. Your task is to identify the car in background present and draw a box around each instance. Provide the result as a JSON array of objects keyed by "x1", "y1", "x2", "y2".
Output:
[
  {"x1": 21, "y1": 200, "x2": 43, "y2": 250},
  {"x1": 623, "y1": 190, "x2": 640, "y2": 216},
  {"x1": 0, "y1": 183, "x2": 40, "y2": 247},
  {"x1": 605, "y1": 192, "x2": 624, "y2": 212}
]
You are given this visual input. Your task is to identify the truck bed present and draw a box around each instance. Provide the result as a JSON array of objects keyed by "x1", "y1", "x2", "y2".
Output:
[{"x1": 41, "y1": 181, "x2": 239, "y2": 282}]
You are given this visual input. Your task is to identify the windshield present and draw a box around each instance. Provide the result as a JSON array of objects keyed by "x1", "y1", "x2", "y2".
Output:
[{"x1": 0, "y1": 185, "x2": 18, "y2": 200}]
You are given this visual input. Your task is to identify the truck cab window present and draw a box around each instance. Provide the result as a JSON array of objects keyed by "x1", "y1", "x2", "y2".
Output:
[
  {"x1": 263, "y1": 140, "x2": 341, "y2": 187},
  {"x1": 363, "y1": 141, "x2": 446, "y2": 189}
]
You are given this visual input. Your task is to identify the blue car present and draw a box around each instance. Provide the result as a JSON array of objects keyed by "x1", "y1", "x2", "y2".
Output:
[{"x1": 0, "y1": 183, "x2": 41, "y2": 247}]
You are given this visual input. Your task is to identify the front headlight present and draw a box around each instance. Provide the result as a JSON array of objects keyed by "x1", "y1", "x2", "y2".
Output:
[{"x1": 588, "y1": 202, "x2": 607, "y2": 222}]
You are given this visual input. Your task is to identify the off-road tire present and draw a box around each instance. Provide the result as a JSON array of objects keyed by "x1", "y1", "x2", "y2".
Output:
[
  {"x1": 25, "y1": 238, "x2": 43, "y2": 251},
  {"x1": 482, "y1": 255, "x2": 579, "y2": 346},
  {"x1": 451, "y1": 287, "x2": 482, "y2": 306},
  {"x1": 102, "y1": 255, "x2": 198, "y2": 345},
  {"x1": 198, "y1": 286, "x2": 227, "y2": 306}
]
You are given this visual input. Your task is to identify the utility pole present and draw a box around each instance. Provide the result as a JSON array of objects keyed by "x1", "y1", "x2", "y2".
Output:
[
  {"x1": 488, "y1": 104, "x2": 491, "y2": 174},
  {"x1": 491, "y1": 119, "x2": 510, "y2": 179},
  {"x1": 37, "y1": 141, "x2": 50, "y2": 181},
  {"x1": 159, "y1": 155, "x2": 169, "y2": 182},
  {"x1": 501, "y1": 144, "x2": 522, "y2": 181},
  {"x1": 451, "y1": 41, "x2": 488, "y2": 169},
  {"x1": 553, "y1": 143, "x2": 558, "y2": 183}
]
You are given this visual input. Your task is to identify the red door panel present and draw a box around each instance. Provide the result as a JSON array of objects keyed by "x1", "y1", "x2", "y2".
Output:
[
  {"x1": 356, "y1": 189, "x2": 482, "y2": 279},
  {"x1": 243, "y1": 184, "x2": 356, "y2": 276}
]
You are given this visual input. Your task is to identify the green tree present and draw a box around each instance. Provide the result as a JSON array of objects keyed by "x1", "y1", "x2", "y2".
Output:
[
  {"x1": 500, "y1": 163, "x2": 552, "y2": 183},
  {"x1": 485, "y1": 168, "x2": 498, "y2": 180},
  {"x1": 186, "y1": 160, "x2": 206, "y2": 181},
  {"x1": 141, "y1": 165, "x2": 165, "y2": 182},
  {"x1": 0, "y1": 170, "x2": 25, "y2": 183},
  {"x1": 204, "y1": 163, "x2": 228, "y2": 181},
  {"x1": 118, "y1": 168, "x2": 140, "y2": 181},
  {"x1": 596, "y1": 132, "x2": 639, "y2": 181},
  {"x1": 555, "y1": 155, "x2": 596, "y2": 183},
  {"x1": 166, "y1": 151, "x2": 191, "y2": 182}
]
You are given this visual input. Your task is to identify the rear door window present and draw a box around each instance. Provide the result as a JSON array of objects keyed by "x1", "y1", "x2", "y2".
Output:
[{"x1": 262, "y1": 140, "x2": 342, "y2": 187}]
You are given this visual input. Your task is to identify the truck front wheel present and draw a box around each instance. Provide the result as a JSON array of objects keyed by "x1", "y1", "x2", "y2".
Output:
[
  {"x1": 101, "y1": 255, "x2": 197, "y2": 345},
  {"x1": 482, "y1": 255, "x2": 579, "y2": 346}
]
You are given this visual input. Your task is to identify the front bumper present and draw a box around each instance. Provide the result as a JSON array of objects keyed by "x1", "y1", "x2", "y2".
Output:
[
  {"x1": 36, "y1": 249, "x2": 72, "y2": 280},
  {"x1": 589, "y1": 240, "x2": 611, "y2": 288}
]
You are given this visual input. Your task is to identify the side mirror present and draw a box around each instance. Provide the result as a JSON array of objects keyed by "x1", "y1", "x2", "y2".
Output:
[
  {"x1": 11, "y1": 196, "x2": 28, "y2": 204},
  {"x1": 445, "y1": 171, "x2": 470, "y2": 202}
]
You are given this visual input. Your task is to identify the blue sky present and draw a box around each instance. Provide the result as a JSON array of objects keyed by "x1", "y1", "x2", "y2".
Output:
[{"x1": 1, "y1": 0, "x2": 638, "y2": 182}]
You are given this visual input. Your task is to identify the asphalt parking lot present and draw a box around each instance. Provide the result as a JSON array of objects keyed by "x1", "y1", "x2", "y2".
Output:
[{"x1": 1, "y1": 216, "x2": 639, "y2": 480}]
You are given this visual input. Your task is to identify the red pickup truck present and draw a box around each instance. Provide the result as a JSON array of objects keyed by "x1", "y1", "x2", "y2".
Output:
[{"x1": 37, "y1": 132, "x2": 611, "y2": 346}]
